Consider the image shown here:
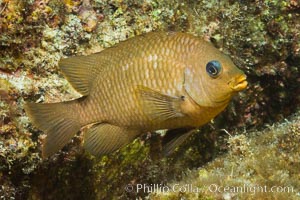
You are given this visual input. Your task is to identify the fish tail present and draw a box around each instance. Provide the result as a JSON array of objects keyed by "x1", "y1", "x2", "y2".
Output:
[{"x1": 24, "y1": 99, "x2": 82, "y2": 158}]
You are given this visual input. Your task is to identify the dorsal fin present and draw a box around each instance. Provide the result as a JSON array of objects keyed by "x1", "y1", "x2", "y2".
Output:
[{"x1": 59, "y1": 53, "x2": 104, "y2": 96}]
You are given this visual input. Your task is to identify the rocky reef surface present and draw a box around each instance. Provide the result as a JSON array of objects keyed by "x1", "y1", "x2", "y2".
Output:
[
  {"x1": 0, "y1": 0, "x2": 299, "y2": 199},
  {"x1": 151, "y1": 111, "x2": 300, "y2": 199}
]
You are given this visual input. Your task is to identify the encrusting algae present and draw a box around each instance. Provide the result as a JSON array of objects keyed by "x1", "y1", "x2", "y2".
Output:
[
  {"x1": 24, "y1": 31, "x2": 247, "y2": 158},
  {"x1": 0, "y1": 0, "x2": 299, "y2": 199}
]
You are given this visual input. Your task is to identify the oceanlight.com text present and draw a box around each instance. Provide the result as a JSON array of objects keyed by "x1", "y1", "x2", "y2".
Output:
[
  {"x1": 208, "y1": 184, "x2": 295, "y2": 195},
  {"x1": 124, "y1": 183, "x2": 296, "y2": 195}
]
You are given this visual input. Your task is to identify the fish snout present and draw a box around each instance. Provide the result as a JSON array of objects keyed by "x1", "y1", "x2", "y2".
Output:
[{"x1": 229, "y1": 74, "x2": 248, "y2": 92}]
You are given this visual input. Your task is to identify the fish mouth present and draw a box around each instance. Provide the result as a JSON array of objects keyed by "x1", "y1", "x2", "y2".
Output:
[{"x1": 229, "y1": 74, "x2": 248, "y2": 92}]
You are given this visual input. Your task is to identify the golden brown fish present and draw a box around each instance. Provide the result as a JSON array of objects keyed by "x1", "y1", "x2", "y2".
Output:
[{"x1": 25, "y1": 32, "x2": 247, "y2": 158}]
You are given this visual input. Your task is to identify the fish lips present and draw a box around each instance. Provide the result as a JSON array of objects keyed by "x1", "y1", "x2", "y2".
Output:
[{"x1": 229, "y1": 74, "x2": 248, "y2": 92}]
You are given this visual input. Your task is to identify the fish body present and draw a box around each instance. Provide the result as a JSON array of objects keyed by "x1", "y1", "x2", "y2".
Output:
[{"x1": 25, "y1": 32, "x2": 247, "y2": 158}]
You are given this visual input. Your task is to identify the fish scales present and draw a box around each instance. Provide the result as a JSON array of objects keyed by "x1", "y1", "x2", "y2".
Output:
[
  {"x1": 25, "y1": 32, "x2": 248, "y2": 157},
  {"x1": 82, "y1": 36, "x2": 188, "y2": 127}
]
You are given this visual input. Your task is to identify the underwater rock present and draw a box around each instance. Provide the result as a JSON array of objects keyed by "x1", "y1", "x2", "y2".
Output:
[
  {"x1": 150, "y1": 110, "x2": 300, "y2": 199},
  {"x1": 0, "y1": 0, "x2": 299, "y2": 199}
]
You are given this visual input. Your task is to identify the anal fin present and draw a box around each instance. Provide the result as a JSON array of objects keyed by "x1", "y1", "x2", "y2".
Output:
[{"x1": 83, "y1": 123, "x2": 139, "y2": 157}]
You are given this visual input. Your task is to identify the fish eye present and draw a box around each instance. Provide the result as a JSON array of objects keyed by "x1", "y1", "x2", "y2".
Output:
[{"x1": 206, "y1": 60, "x2": 222, "y2": 78}]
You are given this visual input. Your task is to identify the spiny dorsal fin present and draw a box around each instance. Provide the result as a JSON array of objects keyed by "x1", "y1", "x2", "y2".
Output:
[
  {"x1": 59, "y1": 53, "x2": 105, "y2": 96},
  {"x1": 136, "y1": 85, "x2": 185, "y2": 122},
  {"x1": 83, "y1": 123, "x2": 139, "y2": 157}
]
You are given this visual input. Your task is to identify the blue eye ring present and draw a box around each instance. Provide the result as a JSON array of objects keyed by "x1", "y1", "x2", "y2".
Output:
[{"x1": 206, "y1": 60, "x2": 222, "y2": 78}]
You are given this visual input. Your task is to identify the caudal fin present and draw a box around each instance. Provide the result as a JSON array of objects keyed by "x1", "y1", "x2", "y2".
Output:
[{"x1": 24, "y1": 100, "x2": 81, "y2": 158}]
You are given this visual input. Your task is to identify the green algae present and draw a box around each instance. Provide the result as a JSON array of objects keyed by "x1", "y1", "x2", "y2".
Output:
[
  {"x1": 150, "y1": 111, "x2": 300, "y2": 200},
  {"x1": 0, "y1": 0, "x2": 299, "y2": 199}
]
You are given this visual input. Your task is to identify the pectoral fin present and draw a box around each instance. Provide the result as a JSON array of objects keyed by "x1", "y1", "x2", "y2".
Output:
[
  {"x1": 83, "y1": 123, "x2": 139, "y2": 157},
  {"x1": 162, "y1": 128, "x2": 196, "y2": 155},
  {"x1": 136, "y1": 86, "x2": 184, "y2": 122}
]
